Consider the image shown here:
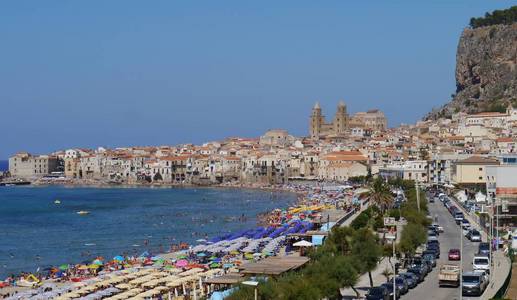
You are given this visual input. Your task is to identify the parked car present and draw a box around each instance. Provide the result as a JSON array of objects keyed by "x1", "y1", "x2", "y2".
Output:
[
  {"x1": 411, "y1": 257, "x2": 431, "y2": 275},
  {"x1": 428, "y1": 225, "x2": 440, "y2": 236},
  {"x1": 423, "y1": 253, "x2": 437, "y2": 267},
  {"x1": 428, "y1": 231, "x2": 438, "y2": 241},
  {"x1": 461, "y1": 219, "x2": 471, "y2": 229},
  {"x1": 400, "y1": 272, "x2": 418, "y2": 289},
  {"x1": 432, "y1": 223, "x2": 444, "y2": 233},
  {"x1": 473, "y1": 255, "x2": 490, "y2": 273},
  {"x1": 381, "y1": 282, "x2": 401, "y2": 299},
  {"x1": 462, "y1": 271, "x2": 488, "y2": 296},
  {"x1": 427, "y1": 243, "x2": 440, "y2": 258},
  {"x1": 454, "y1": 212, "x2": 464, "y2": 224},
  {"x1": 366, "y1": 286, "x2": 390, "y2": 300},
  {"x1": 423, "y1": 249, "x2": 439, "y2": 260},
  {"x1": 467, "y1": 229, "x2": 482, "y2": 242},
  {"x1": 407, "y1": 266, "x2": 426, "y2": 283},
  {"x1": 478, "y1": 242, "x2": 490, "y2": 255},
  {"x1": 448, "y1": 248, "x2": 460, "y2": 260},
  {"x1": 395, "y1": 276, "x2": 409, "y2": 295}
]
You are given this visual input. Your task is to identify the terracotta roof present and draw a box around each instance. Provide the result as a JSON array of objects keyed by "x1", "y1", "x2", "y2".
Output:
[
  {"x1": 456, "y1": 156, "x2": 500, "y2": 165},
  {"x1": 497, "y1": 137, "x2": 514, "y2": 143}
]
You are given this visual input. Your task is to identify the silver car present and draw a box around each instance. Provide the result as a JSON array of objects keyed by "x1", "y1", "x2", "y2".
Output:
[{"x1": 462, "y1": 271, "x2": 488, "y2": 296}]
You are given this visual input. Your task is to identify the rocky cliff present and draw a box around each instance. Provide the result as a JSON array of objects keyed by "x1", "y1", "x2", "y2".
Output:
[{"x1": 426, "y1": 23, "x2": 517, "y2": 119}]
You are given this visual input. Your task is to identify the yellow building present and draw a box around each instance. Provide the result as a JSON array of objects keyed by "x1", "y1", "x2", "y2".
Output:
[
  {"x1": 454, "y1": 156, "x2": 500, "y2": 184},
  {"x1": 64, "y1": 157, "x2": 80, "y2": 178}
]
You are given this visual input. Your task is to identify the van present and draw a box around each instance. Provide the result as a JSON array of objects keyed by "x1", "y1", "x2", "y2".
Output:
[
  {"x1": 472, "y1": 255, "x2": 490, "y2": 273},
  {"x1": 462, "y1": 272, "x2": 488, "y2": 296},
  {"x1": 454, "y1": 212, "x2": 464, "y2": 224}
]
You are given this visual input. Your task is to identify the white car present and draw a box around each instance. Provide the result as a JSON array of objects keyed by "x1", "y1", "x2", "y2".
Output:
[{"x1": 473, "y1": 255, "x2": 490, "y2": 273}]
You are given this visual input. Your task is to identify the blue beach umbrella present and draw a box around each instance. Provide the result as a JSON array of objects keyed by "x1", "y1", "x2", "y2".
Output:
[
  {"x1": 197, "y1": 253, "x2": 207, "y2": 257},
  {"x1": 113, "y1": 255, "x2": 124, "y2": 262}
]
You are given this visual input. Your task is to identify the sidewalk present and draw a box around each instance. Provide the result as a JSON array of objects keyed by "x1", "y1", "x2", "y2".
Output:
[
  {"x1": 485, "y1": 250, "x2": 512, "y2": 299},
  {"x1": 340, "y1": 257, "x2": 395, "y2": 299},
  {"x1": 449, "y1": 196, "x2": 512, "y2": 298}
]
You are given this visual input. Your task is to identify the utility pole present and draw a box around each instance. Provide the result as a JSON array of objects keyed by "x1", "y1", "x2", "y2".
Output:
[
  {"x1": 460, "y1": 224, "x2": 463, "y2": 300},
  {"x1": 392, "y1": 239, "x2": 396, "y2": 300},
  {"x1": 415, "y1": 180, "x2": 421, "y2": 212},
  {"x1": 496, "y1": 197, "x2": 500, "y2": 252}
]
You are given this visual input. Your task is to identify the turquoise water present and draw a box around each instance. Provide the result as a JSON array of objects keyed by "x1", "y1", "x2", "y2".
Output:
[{"x1": 0, "y1": 186, "x2": 295, "y2": 278}]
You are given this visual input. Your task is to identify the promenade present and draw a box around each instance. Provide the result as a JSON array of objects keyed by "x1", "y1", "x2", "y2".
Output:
[{"x1": 340, "y1": 194, "x2": 511, "y2": 300}]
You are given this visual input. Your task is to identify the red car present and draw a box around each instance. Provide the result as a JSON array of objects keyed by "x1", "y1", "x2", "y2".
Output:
[{"x1": 448, "y1": 249, "x2": 460, "y2": 260}]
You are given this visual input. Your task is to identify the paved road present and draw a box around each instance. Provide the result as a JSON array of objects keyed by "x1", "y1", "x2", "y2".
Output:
[{"x1": 400, "y1": 197, "x2": 485, "y2": 300}]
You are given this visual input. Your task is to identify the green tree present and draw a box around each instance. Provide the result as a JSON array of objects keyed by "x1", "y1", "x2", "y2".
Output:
[
  {"x1": 352, "y1": 227, "x2": 383, "y2": 287},
  {"x1": 362, "y1": 177, "x2": 394, "y2": 214},
  {"x1": 399, "y1": 222, "x2": 427, "y2": 257}
]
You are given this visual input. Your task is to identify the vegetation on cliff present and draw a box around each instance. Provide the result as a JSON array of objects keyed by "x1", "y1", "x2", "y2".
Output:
[
  {"x1": 425, "y1": 6, "x2": 517, "y2": 120},
  {"x1": 470, "y1": 6, "x2": 517, "y2": 28}
]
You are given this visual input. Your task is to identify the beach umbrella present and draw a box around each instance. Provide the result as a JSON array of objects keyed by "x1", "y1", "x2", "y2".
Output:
[
  {"x1": 223, "y1": 263, "x2": 234, "y2": 268},
  {"x1": 175, "y1": 259, "x2": 188, "y2": 268},
  {"x1": 59, "y1": 264, "x2": 69, "y2": 271},
  {"x1": 209, "y1": 256, "x2": 217, "y2": 260},
  {"x1": 178, "y1": 255, "x2": 187, "y2": 259},
  {"x1": 293, "y1": 240, "x2": 313, "y2": 247},
  {"x1": 88, "y1": 264, "x2": 100, "y2": 269},
  {"x1": 92, "y1": 259, "x2": 103, "y2": 265},
  {"x1": 78, "y1": 265, "x2": 89, "y2": 270},
  {"x1": 210, "y1": 262, "x2": 221, "y2": 268},
  {"x1": 196, "y1": 253, "x2": 206, "y2": 257},
  {"x1": 113, "y1": 255, "x2": 124, "y2": 262}
]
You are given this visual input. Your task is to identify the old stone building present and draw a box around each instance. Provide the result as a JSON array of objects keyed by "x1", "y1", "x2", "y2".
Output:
[
  {"x1": 309, "y1": 101, "x2": 349, "y2": 139},
  {"x1": 9, "y1": 152, "x2": 59, "y2": 178},
  {"x1": 349, "y1": 109, "x2": 387, "y2": 131}
]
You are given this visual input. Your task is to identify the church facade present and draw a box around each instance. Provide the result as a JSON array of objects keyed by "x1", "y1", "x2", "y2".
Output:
[
  {"x1": 309, "y1": 101, "x2": 349, "y2": 139},
  {"x1": 309, "y1": 101, "x2": 387, "y2": 139}
]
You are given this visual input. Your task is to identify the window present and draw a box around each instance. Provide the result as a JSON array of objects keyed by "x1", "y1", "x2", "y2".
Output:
[
  {"x1": 479, "y1": 176, "x2": 483, "y2": 180},
  {"x1": 479, "y1": 167, "x2": 483, "y2": 171}
]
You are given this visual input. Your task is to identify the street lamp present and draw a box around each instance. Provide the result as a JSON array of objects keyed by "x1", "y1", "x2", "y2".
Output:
[
  {"x1": 386, "y1": 234, "x2": 396, "y2": 300},
  {"x1": 459, "y1": 222, "x2": 463, "y2": 300},
  {"x1": 242, "y1": 280, "x2": 259, "y2": 300}
]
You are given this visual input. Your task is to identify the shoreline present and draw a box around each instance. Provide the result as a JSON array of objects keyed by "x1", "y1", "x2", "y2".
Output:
[{"x1": 0, "y1": 183, "x2": 306, "y2": 282}]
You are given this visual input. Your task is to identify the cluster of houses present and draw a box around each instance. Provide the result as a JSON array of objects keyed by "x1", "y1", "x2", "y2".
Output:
[{"x1": 6, "y1": 102, "x2": 517, "y2": 226}]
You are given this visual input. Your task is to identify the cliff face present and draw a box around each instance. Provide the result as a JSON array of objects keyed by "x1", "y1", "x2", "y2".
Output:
[{"x1": 426, "y1": 23, "x2": 517, "y2": 119}]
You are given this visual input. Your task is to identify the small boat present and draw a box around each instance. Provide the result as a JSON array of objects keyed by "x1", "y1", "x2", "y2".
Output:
[
  {"x1": 54, "y1": 199, "x2": 61, "y2": 204},
  {"x1": 77, "y1": 211, "x2": 90, "y2": 215}
]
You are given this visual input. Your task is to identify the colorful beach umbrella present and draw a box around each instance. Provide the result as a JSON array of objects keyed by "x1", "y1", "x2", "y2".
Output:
[{"x1": 175, "y1": 259, "x2": 188, "y2": 268}]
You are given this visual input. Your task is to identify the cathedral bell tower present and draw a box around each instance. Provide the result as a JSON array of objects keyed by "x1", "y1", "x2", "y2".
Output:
[
  {"x1": 333, "y1": 100, "x2": 348, "y2": 134},
  {"x1": 310, "y1": 102, "x2": 323, "y2": 139}
]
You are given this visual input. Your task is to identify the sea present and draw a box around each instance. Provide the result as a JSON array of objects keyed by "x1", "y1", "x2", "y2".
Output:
[
  {"x1": 0, "y1": 160, "x2": 7, "y2": 172},
  {"x1": 0, "y1": 186, "x2": 296, "y2": 278}
]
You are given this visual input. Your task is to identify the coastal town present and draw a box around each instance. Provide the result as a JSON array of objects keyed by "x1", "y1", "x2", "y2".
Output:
[
  {"x1": 4, "y1": 101, "x2": 517, "y2": 227},
  {"x1": 2, "y1": 2, "x2": 517, "y2": 300},
  {"x1": 2, "y1": 101, "x2": 517, "y2": 299}
]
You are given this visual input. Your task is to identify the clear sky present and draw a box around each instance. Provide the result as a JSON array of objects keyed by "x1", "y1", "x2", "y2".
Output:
[{"x1": 1, "y1": 1, "x2": 515, "y2": 158}]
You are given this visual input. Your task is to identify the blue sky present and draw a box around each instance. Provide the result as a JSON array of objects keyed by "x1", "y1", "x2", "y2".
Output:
[{"x1": 0, "y1": 1, "x2": 515, "y2": 158}]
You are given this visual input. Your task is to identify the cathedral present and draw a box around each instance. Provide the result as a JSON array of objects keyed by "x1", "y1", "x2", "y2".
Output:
[
  {"x1": 309, "y1": 101, "x2": 349, "y2": 139},
  {"x1": 309, "y1": 101, "x2": 388, "y2": 139}
]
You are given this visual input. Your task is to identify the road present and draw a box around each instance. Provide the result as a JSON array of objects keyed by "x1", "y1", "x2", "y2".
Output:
[{"x1": 400, "y1": 197, "x2": 485, "y2": 300}]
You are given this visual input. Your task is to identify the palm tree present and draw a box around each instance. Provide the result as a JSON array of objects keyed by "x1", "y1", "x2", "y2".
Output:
[{"x1": 362, "y1": 177, "x2": 394, "y2": 214}]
